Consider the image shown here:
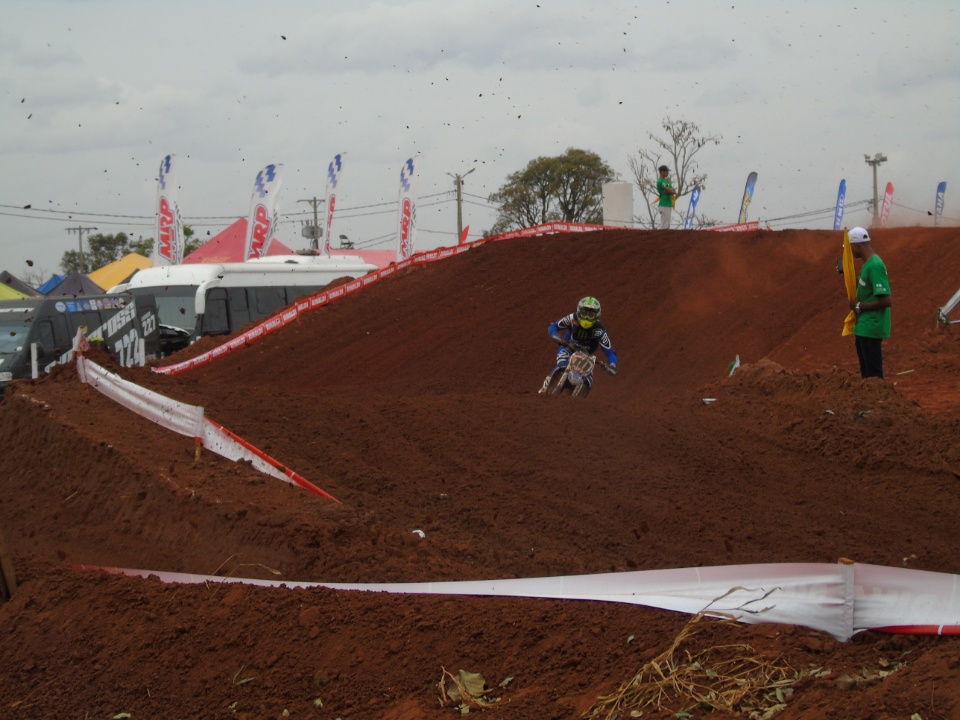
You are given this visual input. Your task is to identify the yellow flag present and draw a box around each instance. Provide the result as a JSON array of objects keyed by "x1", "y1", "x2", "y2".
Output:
[{"x1": 841, "y1": 228, "x2": 857, "y2": 336}]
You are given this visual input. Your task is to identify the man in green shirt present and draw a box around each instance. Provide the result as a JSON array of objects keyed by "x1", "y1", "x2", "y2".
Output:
[
  {"x1": 656, "y1": 165, "x2": 676, "y2": 229},
  {"x1": 847, "y1": 226, "x2": 892, "y2": 378}
]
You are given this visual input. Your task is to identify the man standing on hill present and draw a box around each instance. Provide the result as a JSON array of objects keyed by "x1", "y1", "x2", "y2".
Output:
[
  {"x1": 847, "y1": 227, "x2": 892, "y2": 379},
  {"x1": 656, "y1": 165, "x2": 677, "y2": 230}
]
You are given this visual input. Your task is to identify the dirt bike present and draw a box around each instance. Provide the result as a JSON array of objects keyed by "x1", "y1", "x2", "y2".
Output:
[{"x1": 538, "y1": 338, "x2": 616, "y2": 398}]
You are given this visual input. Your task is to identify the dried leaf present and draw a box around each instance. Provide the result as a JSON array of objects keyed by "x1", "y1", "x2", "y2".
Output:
[{"x1": 458, "y1": 670, "x2": 489, "y2": 696}]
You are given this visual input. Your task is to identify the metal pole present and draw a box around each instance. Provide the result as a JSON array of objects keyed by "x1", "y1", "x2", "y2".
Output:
[
  {"x1": 863, "y1": 153, "x2": 887, "y2": 226},
  {"x1": 444, "y1": 167, "x2": 475, "y2": 241},
  {"x1": 297, "y1": 198, "x2": 322, "y2": 250},
  {"x1": 66, "y1": 226, "x2": 98, "y2": 273},
  {"x1": 455, "y1": 177, "x2": 464, "y2": 238}
]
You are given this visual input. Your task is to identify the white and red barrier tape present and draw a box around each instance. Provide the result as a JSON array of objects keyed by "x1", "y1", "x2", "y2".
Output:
[
  {"x1": 79, "y1": 560, "x2": 960, "y2": 642},
  {"x1": 154, "y1": 222, "x2": 612, "y2": 376},
  {"x1": 76, "y1": 357, "x2": 338, "y2": 502}
]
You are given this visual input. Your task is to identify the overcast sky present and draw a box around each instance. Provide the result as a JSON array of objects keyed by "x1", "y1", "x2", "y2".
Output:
[{"x1": 1, "y1": 0, "x2": 957, "y2": 279}]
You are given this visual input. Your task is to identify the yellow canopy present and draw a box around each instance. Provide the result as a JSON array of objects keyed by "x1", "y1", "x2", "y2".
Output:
[
  {"x1": 841, "y1": 229, "x2": 857, "y2": 336},
  {"x1": 88, "y1": 253, "x2": 152, "y2": 290},
  {"x1": 0, "y1": 282, "x2": 28, "y2": 300}
]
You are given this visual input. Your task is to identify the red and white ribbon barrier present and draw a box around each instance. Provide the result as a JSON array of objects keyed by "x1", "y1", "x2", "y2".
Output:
[
  {"x1": 76, "y1": 357, "x2": 337, "y2": 501},
  {"x1": 78, "y1": 355, "x2": 204, "y2": 438},
  {"x1": 154, "y1": 223, "x2": 610, "y2": 376},
  {"x1": 707, "y1": 221, "x2": 762, "y2": 232},
  {"x1": 83, "y1": 560, "x2": 960, "y2": 642},
  {"x1": 201, "y1": 419, "x2": 337, "y2": 501}
]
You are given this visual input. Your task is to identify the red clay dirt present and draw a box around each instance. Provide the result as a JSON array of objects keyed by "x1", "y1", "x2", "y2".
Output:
[{"x1": 2, "y1": 227, "x2": 960, "y2": 719}]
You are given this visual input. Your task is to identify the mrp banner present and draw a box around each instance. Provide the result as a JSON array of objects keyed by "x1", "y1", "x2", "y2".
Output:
[
  {"x1": 244, "y1": 164, "x2": 284, "y2": 261},
  {"x1": 154, "y1": 154, "x2": 184, "y2": 266},
  {"x1": 879, "y1": 181, "x2": 894, "y2": 227},
  {"x1": 833, "y1": 179, "x2": 846, "y2": 231},
  {"x1": 935, "y1": 182, "x2": 947, "y2": 226},
  {"x1": 683, "y1": 185, "x2": 701, "y2": 230},
  {"x1": 738, "y1": 171, "x2": 758, "y2": 224},
  {"x1": 324, "y1": 152, "x2": 346, "y2": 255},
  {"x1": 396, "y1": 157, "x2": 419, "y2": 262}
]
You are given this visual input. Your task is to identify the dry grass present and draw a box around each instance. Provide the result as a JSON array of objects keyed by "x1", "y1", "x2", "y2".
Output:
[{"x1": 584, "y1": 614, "x2": 803, "y2": 720}]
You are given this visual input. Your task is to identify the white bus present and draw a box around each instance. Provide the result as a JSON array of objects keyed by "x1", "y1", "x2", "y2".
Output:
[{"x1": 113, "y1": 254, "x2": 378, "y2": 346}]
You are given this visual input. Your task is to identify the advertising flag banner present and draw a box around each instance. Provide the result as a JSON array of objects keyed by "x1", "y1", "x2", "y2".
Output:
[
  {"x1": 935, "y1": 181, "x2": 947, "y2": 226},
  {"x1": 841, "y1": 229, "x2": 857, "y2": 336},
  {"x1": 155, "y1": 154, "x2": 184, "y2": 266},
  {"x1": 324, "y1": 152, "x2": 346, "y2": 255},
  {"x1": 833, "y1": 179, "x2": 847, "y2": 231},
  {"x1": 396, "y1": 157, "x2": 419, "y2": 262},
  {"x1": 738, "y1": 171, "x2": 758, "y2": 224},
  {"x1": 243, "y1": 164, "x2": 284, "y2": 261},
  {"x1": 879, "y1": 181, "x2": 894, "y2": 227},
  {"x1": 683, "y1": 185, "x2": 701, "y2": 229}
]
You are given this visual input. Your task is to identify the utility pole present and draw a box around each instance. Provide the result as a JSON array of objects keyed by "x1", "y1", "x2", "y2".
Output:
[
  {"x1": 444, "y1": 167, "x2": 475, "y2": 241},
  {"x1": 66, "y1": 226, "x2": 97, "y2": 273},
  {"x1": 863, "y1": 153, "x2": 888, "y2": 226},
  {"x1": 298, "y1": 197, "x2": 322, "y2": 251}
]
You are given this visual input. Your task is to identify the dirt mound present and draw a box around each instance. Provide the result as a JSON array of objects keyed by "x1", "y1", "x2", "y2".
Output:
[{"x1": 2, "y1": 227, "x2": 959, "y2": 718}]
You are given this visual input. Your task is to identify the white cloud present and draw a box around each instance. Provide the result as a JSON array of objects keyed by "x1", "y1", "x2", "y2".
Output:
[{"x1": 0, "y1": 0, "x2": 957, "y2": 275}]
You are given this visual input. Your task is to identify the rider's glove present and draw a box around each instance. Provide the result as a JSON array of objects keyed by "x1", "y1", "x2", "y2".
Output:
[{"x1": 608, "y1": 364, "x2": 618, "y2": 376}]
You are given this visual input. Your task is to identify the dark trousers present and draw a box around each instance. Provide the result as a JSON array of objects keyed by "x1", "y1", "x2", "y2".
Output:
[{"x1": 855, "y1": 335, "x2": 884, "y2": 379}]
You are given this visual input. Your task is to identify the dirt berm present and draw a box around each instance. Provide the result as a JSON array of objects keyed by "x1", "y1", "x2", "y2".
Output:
[{"x1": 2, "y1": 227, "x2": 959, "y2": 719}]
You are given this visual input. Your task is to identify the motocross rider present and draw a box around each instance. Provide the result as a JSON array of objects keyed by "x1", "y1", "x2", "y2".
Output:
[{"x1": 543, "y1": 296, "x2": 618, "y2": 390}]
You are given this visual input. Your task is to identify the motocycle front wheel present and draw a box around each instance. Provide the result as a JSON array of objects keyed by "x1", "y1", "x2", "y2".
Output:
[
  {"x1": 571, "y1": 382, "x2": 591, "y2": 398},
  {"x1": 543, "y1": 371, "x2": 569, "y2": 395}
]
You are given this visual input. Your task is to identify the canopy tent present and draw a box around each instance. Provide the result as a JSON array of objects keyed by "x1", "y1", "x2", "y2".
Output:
[
  {"x1": 42, "y1": 271, "x2": 105, "y2": 296},
  {"x1": 329, "y1": 249, "x2": 396, "y2": 269},
  {"x1": 36, "y1": 274, "x2": 64, "y2": 295},
  {"x1": 89, "y1": 253, "x2": 151, "y2": 291},
  {"x1": 183, "y1": 219, "x2": 294, "y2": 264},
  {"x1": 0, "y1": 271, "x2": 41, "y2": 297},
  {"x1": 0, "y1": 282, "x2": 29, "y2": 300}
]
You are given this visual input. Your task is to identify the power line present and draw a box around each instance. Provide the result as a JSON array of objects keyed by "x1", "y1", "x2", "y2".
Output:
[{"x1": 462, "y1": 198, "x2": 499, "y2": 211}]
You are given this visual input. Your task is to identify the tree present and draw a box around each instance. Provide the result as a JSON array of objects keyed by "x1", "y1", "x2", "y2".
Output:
[
  {"x1": 488, "y1": 148, "x2": 616, "y2": 235},
  {"x1": 21, "y1": 262, "x2": 49, "y2": 288},
  {"x1": 62, "y1": 227, "x2": 201, "y2": 273},
  {"x1": 129, "y1": 236, "x2": 154, "y2": 257},
  {"x1": 61, "y1": 232, "x2": 132, "y2": 274},
  {"x1": 132, "y1": 226, "x2": 201, "y2": 259},
  {"x1": 629, "y1": 118, "x2": 721, "y2": 229}
]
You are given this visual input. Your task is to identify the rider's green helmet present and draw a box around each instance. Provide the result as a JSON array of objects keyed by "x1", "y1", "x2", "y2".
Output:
[{"x1": 576, "y1": 296, "x2": 601, "y2": 328}]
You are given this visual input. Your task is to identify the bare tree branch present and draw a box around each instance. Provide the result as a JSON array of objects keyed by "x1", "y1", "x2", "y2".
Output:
[{"x1": 629, "y1": 118, "x2": 721, "y2": 229}]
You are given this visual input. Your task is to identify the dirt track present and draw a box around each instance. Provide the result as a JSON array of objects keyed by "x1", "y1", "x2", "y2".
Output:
[{"x1": 2, "y1": 227, "x2": 959, "y2": 719}]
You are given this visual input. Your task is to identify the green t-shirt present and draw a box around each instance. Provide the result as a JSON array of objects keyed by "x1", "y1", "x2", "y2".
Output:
[
  {"x1": 854, "y1": 254, "x2": 891, "y2": 339},
  {"x1": 657, "y1": 177, "x2": 674, "y2": 207}
]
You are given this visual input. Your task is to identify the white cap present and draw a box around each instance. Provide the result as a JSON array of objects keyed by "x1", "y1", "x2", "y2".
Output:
[{"x1": 849, "y1": 227, "x2": 871, "y2": 244}]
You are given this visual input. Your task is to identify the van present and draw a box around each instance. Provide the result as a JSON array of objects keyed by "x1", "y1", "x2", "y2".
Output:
[
  {"x1": 0, "y1": 293, "x2": 160, "y2": 396},
  {"x1": 113, "y1": 254, "x2": 378, "y2": 342}
]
